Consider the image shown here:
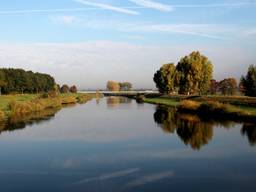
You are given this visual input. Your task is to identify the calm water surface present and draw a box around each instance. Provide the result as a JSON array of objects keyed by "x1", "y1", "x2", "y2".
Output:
[{"x1": 0, "y1": 97, "x2": 256, "y2": 192}]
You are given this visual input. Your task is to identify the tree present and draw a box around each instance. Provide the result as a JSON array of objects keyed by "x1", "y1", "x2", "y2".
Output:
[
  {"x1": 153, "y1": 63, "x2": 178, "y2": 94},
  {"x1": 0, "y1": 68, "x2": 55, "y2": 94},
  {"x1": 241, "y1": 65, "x2": 256, "y2": 97},
  {"x1": 60, "y1": 84, "x2": 70, "y2": 93},
  {"x1": 219, "y1": 78, "x2": 237, "y2": 95},
  {"x1": 209, "y1": 79, "x2": 219, "y2": 95},
  {"x1": 176, "y1": 51, "x2": 213, "y2": 95},
  {"x1": 153, "y1": 106, "x2": 213, "y2": 150},
  {"x1": 107, "y1": 81, "x2": 120, "y2": 91},
  {"x1": 119, "y1": 82, "x2": 132, "y2": 91},
  {"x1": 69, "y1": 85, "x2": 78, "y2": 93},
  {"x1": 0, "y1": 70, "x2": 6, "y2": 95}
]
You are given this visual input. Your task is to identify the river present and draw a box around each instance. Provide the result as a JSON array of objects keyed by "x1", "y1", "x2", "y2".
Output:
[{"x1": 0, "y1": 97, "x2": 255, "y2": 192}]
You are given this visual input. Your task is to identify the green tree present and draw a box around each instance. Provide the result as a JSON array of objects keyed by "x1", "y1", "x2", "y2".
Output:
[
  {"x1": 0, "y1": 70, "x2": 6, "y2": 95},
  {"x1": 241, "y1": 65, "x2": 256, "y2": 97},
  {"x1": 176, "y1": 51, "x2": 213, "y2": 95},
  {"x1": 153, "y1": 63, "x2": 178, "y2": 94},
  {"x1": 0, "y1": 68, "x2": 55, "y2": 94}
]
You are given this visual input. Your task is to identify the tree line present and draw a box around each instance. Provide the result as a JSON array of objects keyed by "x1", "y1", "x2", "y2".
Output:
[
  {"x1": 106, "y1": 81, "x2": 132, "y2": 91},
  {"x1": 154, "y1": 51, "x2": 256, "y2": 96},
  {"x1": 0, "y1": 68, "x2": 55, "y2": 94}
]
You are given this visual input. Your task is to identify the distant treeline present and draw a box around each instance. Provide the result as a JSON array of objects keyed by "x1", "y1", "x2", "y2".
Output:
[{"x1": 0, "y1": 68, "x2": 55, "y2": 94}]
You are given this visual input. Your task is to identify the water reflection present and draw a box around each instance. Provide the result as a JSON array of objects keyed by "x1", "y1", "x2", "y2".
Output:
[
  {"x1": 154, "y1": 105, "x2": 256, "y2": 150},
  {"x1": 106, "y1": 96, "x2": 132, "y2": 108},
  {"x1": 241, "y1": 124, "x2": 256, "y2": 146},
  {"x1": 0, "y1": 107, "x2": 60, "y2": 135}
]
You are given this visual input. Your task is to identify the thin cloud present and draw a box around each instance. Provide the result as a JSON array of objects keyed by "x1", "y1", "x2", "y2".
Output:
[
  {"x1": 173, "y1": 2, "x2": 255, "y2": 8},
  {"x1": 129, "y1": 0, "x2": 173, "y2": 12},
  {"x1": 58, "y1": 15, "x2": 77, "y2": 24},
  {"x1": 0, "y1": 1, "x2": 254, "y2": 15},
  {"x1": 123, "y1": 23, "x2": 225, "y2": 39},
  {"x1": 73, "y1": 168, "x2": 140, "y2": 185},
  {"x1": 126, "y1": 171, "x2": 174, "y2": 188},
  {"x1": 0, "y1": 8, "x2": 101, "y2": 15},
  {"x1": 74, "y1": 0, "x2": 139, "y2": 15}
]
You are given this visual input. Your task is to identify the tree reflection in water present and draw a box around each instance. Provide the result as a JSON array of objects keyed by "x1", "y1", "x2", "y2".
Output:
[
  {"x1": 241, "y1": 124, "x2": 256, "y2": 146},
  {"x1": 154, "y1": 105, "x2": 256, "y2": 150},
  {"x1": 0, "y1": 107, "x2": 60, "y2": 135},
  {"x1": 106, "y1": 96, "x2": 132, "y2": 108}
]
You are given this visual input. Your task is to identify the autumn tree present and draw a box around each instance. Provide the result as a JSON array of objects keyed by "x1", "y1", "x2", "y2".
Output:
[
  {"x1": 176, "y1": 51, "x2": 213, "y2": 95},
  {"x1": 219, "y1": 78, "x2": 238, "y2": 95},
  {"x1": 107, "y1": 81, "x2": 120, "y2": 91},
  {"x1": 60, "y1": 84, "x2": 70, "y2": 93},
  {"x1": 240, "y1": 65, "x2": 256, "y2": 97},
  {"x1": 209, "y1": 79, "x2": 219, "y2": 95},
  {"x1": 153, "y1": 63, "x2": 178, "y2": 94},
  {"x1": 69, "y1": 85, "x2": 78, "y2": 93},
  {"x1": 119, "y1": 82, "x2": 132, "y2": 91}
]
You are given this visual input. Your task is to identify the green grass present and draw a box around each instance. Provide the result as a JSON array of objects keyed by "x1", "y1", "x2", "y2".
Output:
[
  {"x1": 142, "y1": 95, "x2": 256, "y2": 122},
  {"x1": 144, "y1": 98, "x2": 179, "y2": 107},
  {"x1": 0, "y1": 93, "x2": 101, "y2": 121},
  {"x1": 0, "y1": 94, "x2": 39, "y2": 111}
]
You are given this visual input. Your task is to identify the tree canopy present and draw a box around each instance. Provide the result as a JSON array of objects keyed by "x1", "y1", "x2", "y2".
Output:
[
  {"x1": 176, "y1": 51, "x2": 213, "y2": 95},
  {"x1": 0, "y1": 68, "x2": 55, "y2": 94},
  {"x1": 219, "y1": 78, "x2": 238, "y2": 95},
  {"x1": 69, "y1": 85, "x2": 78, "y2": 93},
  {"x1": 119, "y1": 82, "x2": 132, "y2": 91},
  {"x1": 60, "y1": 84, "x2": 70, "y2": 93},
  {"x1": 153, "y1": 63, "x2": 178, "y2": 94},
  {"x1": 241, "y1": 65, "x2": 256, "y2": 97},
  {"x1": 107, "y1": 81, "x2": 132, "y2": 91},
  {"x1": 153, "y1": 51, "x2": 213, "y2": 95}
]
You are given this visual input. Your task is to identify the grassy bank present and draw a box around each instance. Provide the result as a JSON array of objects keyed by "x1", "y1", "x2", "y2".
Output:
[
  {"x1": 177, "y1": 100, "x2": 256, "y2": 122},
  {"x1": 140, "y1": 95, "x2": 256, "y2": 123},
  {"x1": 0, "y1": 93, "x2": 102, "y2": 121},
  {"x1": 144, "y1": 98, "x2": 179, "y2": 107}
]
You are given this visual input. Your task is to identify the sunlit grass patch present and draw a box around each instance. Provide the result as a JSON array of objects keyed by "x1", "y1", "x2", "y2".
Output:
[{"x1": 144, "y1": 98, "x2": 179, "y2": 107}]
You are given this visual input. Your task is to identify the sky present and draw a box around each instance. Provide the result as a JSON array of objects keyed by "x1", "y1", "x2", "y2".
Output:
[{"x1": 0, "y1": 0, "x2": 255, "y2": 89}]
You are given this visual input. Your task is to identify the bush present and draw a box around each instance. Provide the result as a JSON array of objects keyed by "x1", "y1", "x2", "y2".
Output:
[
  {"x1": 198, "y1": 101, "x2": 228, "y2": 114},
  {"x1": 136, "y1": 94, "x2": 145, "y2": 103},
  {"x1": 0, "y1": 110, "x2": 5, "y2": 120},
  {"x1": 60, "y1": 96, "x2": 77, "y2": 104},
  {"x1": 179, "y1": 100, "x2": 200, "y2": 111},
  {"x1": 8, "y1": 98, "x2": 62, "y2": 116}
]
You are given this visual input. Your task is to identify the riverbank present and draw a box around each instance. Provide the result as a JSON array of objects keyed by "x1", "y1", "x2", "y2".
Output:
[
  {"x1": 101, "y1": 92, "x2": 256, "y2": 122},
  {"x1": 0, "y1": 93, "x2": 102, "y2": 121},
  {"x1": 141, "y1": 95, "x2": 256, "y2": 123}
]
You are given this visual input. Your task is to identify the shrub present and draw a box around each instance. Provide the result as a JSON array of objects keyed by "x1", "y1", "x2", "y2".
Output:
[
  {"x1": 60, "y1": 96, "x2": 77, "y2": 104},
  {"x1": 136, "y1": 94, "x2": 145, "y2": 103},
  {"x1": 198, "y1": 101, "x2": 228, "y2": 114},
  {"x1": 179, "y1": 100, "x2": 200, "y2": 111},
  {"x1": 0, "y1": 110, "x2": 5, "y2": 120},
  {"x1": 8, "y1": 98, "x2": 62, "y2": 116}
]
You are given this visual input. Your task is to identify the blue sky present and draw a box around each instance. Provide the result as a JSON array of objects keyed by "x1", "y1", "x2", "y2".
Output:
[{"x1": 0, "y1": 0, "x2": 256, "y2": 89}]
